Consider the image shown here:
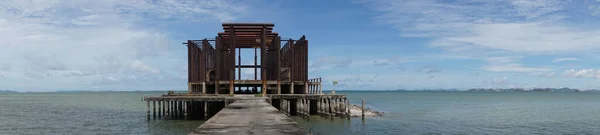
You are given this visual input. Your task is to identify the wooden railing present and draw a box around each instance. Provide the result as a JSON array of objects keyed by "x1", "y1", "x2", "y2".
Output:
[{"x1": 307, "y1": 77, "x2": 322, "y2": 94}]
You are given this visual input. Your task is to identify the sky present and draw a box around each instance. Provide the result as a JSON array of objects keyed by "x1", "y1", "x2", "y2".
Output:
[{"x1": 2, "y1": 0, "x2": 600, "y2": 91}]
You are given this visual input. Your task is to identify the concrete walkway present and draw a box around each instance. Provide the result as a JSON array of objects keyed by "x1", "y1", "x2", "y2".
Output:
[{"x1": 189, "y1": 95, "x2": 308, "y2": 135}]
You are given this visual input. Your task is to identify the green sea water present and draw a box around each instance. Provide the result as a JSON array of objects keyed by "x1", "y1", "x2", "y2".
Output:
[{"x1": 1, "y1": 91, "x2": 600, "y2": 135}]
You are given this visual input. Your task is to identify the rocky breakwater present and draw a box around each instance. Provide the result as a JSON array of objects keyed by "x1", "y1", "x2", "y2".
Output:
[{"x1": 347, "y1": 104, "x2": 384, "y2": 117}]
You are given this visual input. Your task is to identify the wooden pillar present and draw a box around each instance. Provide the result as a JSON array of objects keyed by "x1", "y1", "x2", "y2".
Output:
[
  {"x1": 231, "y1": 25, "x2": 236, "y2": 83},
  {"x1": 254, "y1": 48, "x2": 257, "y2": 80},
  {"x1": 277, "y1": 80, "x2": 281, "y2": 94},
  {"x1": 304, "y1": 81, "x2": 309, "y2": 94},
  {"x1": 238, "y1": 48, "x2": 241, "y2": 80},
  {"x1": 202, "y1": 82, "x2": 206, "y2": 94},
  {"x1": 262, "y1": 79, "x2": 267, "y2": 96},
  {"x1": 260, "y1": 25, "x2": 266, "y2": 84},
  {"x1": 361, "y1": 98, "x2": 365, "y2": 118},
  {"x1": 188, "y1": 83, "x2": 192, "y2": 93},
  {"x1": 230, "y1": 80, "x2": 234, "y2": 94},
  {"x1": 215, "y1": 36, "x2": 221, "y2": 95}
]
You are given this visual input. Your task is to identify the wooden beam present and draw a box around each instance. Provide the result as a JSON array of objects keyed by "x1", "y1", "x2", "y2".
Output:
[
  {"x1": 224, "y1": 28, "x2": 273, "y2": 32},
  {"x1": 222, "y1": 23, "x2": 274, "y2": 26},
  {"x1": 235, "y1": 65, "x2": 262, "y2": 68}
]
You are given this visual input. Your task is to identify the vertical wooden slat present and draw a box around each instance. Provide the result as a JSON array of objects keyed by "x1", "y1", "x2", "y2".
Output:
[{"x1": 215, "y1": 36, "x2": 221, "y2": 94}]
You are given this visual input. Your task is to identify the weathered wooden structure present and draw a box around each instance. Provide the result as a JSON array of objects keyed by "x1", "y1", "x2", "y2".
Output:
[
  {"x1": 142, "y1": 23, "x2": 350, "y2": 134},
  {"x1": 184, "y1": 23, "x2": 321, "y2": 95}
]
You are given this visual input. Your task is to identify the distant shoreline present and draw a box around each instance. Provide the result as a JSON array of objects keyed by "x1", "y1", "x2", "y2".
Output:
[{"x1": 2, "y1": 89, "x2": 600, "y2": 93}]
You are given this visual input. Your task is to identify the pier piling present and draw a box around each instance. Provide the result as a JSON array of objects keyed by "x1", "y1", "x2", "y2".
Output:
[
  {"x1": 146, "y1": 100, "x2": 150, "y2": 120},
  {"x1": 361, "y1": 98, "x2": 365, "y2": 118},
  {"x1": 158, "y1": 101, "x2": 162, "y2": 118}
]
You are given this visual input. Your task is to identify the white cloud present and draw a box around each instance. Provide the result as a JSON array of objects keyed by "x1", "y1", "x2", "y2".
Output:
[
  {"x1": 481, "y1": 57, "x2": 552, "y2": 72},
  {"x1": 563, "y1": 69, "x2": 600, "y2": 79},
  {"x1": 310, "y1": 56, "x2": 353, "y2": 70},
  {"x1": 0, "y1": 0, "x2": 247, "y2": 91},
  {"x1": 361, "y1": 0, "x2": 600, "y2": 53},
  {"x1": 552, "y1": 58, "x2": 580, "y2": 63},
  {"x1": 416, "y1": 65, "x2": 443, "y2": 74},
  {"x1": 487, "y1": 77, "x2": 508, "y2": 84}
]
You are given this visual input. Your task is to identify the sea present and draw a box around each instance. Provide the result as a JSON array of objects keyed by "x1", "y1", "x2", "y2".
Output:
[{"x1": 1, "y1": 91, "x2": 600, "y2": 135}]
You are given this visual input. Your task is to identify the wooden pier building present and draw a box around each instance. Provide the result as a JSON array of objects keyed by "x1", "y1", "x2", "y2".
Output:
[{"x1": 143, "y1": 23, "x2": 350, "y2": 134}]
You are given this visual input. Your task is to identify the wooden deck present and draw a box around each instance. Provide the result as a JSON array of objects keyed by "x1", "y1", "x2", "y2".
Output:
[{"x1": 189, "y1": 95, "x2": 308, "y2": 135}]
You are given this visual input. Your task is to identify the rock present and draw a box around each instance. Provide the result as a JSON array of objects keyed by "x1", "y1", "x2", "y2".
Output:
[{"x1": 348, "y1": 104, "x2": 384, "y2": 117}]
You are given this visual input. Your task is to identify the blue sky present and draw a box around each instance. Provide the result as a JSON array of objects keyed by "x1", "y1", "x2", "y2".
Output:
[{"x1": 2, "y1": 0, "x2": 600, "y2": 91}]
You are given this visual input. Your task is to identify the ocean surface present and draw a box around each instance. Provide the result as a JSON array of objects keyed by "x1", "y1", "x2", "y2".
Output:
[{"x1": 1, "y1": 91, "x2": 600, "y2": 135}]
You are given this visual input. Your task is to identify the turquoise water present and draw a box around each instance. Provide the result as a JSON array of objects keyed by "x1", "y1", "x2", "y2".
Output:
[{"x1": 1, "y1": 91, "x2": 600, "y2": 134}]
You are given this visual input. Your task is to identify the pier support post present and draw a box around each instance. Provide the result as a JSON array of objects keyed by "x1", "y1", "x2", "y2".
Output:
[
  {"x1": 166, "y1": 100, "x2": 169, "y2": 116},
  {"x1": 201, "y1": 101, "x2": 206, "y2": 120},
  {"x1": 361, "y1": 99, "x2": 365, "y2": 118},
  {"x1": 179, "y1": 101, "x2": 183, "y2": 118},
  {"x1": 333, "y1": 98, "x2": 338, "y2": 116},
  {"x1": 158, "y1": 101, "x2": 162, "y2": 118},
  {"x1": 299, "y1": 99, "x2": 304, "y2": 117},
  {"x1": 307, "y1": 99, "x2": 311, "y2": 118},
  {"x1": 153, "y1": 101, "x2": 156, "y2": 120},
  {"x1": 147, "y1": 100, "x2": 150, "y2": 120},
  {"x1": 328, "y1": 98, "x2": 333, "y2": 117},
  {"x1": 289, "y1": 99, "x2": 297, "y2": 116},
  {"x1": 184, "y1": 101, "x2": 188, "y2": 120},
  {"x1": 272, "y1": 99, "x2": 281, "y2": 110},
  {"x1": 316, "y1": 99, "x2": 320, "y2": 114},
  {"x1": 310, "y1": 99, "x2": 318, "y2": 115},
  {"x1": 346, "y1": 98, "x2": 350, "y2": 116},
  {"x1": 339, "y1": 98, "x2": 343, "y2": 116}
]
